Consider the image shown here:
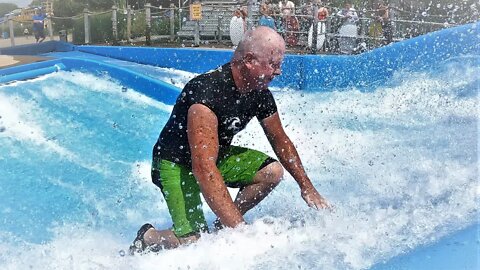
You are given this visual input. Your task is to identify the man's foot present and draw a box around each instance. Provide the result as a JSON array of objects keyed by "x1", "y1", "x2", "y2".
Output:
[{"x1": 129, "y1": 223, "x2": 159, "y2": 255}]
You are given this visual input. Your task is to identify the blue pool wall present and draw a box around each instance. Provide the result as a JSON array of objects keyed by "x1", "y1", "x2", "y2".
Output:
[
  {"x1": 75, "y1": 22, "x2": 479, "y2": 91},
  {"x1": 0, "y1": 40, "x2": 74, "y2": 55}
]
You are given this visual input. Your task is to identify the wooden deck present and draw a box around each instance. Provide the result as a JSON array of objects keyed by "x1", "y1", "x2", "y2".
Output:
[{"x1": 0, "y1": 55, "x2": 51, "y2": 69}]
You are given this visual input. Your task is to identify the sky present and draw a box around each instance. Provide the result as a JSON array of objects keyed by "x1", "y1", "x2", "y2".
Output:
[{"x1": 0, "y1": 0, "x2": 31, "y2": 8}]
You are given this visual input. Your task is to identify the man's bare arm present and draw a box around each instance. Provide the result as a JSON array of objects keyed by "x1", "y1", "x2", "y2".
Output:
[
  {"x1": 260, "y1": 112, "x2": 330, "y2": 209},
  {"x1": 187, "y1": 104, "x2": 245, "y2": 227}
]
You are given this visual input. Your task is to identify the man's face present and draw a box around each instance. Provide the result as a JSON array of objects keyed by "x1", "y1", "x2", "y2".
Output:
[{"x1": 245, "y1": 46, "x2": 285, "y2": 89}]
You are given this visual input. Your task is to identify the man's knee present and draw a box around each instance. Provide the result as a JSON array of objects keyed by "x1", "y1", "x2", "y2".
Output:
[
  {"x1": 270, "y1": 161, "x2": 284, "y2": 183},
  {"x1": 261, "y1": 161, "x2": 284, "y2": 185}
]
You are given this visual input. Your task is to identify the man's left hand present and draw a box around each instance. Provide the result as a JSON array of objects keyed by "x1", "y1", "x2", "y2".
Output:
[{"x1": 301, "y1": 185, "x2": 331, "y2": 210}]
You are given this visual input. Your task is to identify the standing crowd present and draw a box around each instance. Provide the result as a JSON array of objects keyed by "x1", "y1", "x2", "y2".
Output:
[{"x1": 230, "y1": 0, "x2": 394, "y2": 53}]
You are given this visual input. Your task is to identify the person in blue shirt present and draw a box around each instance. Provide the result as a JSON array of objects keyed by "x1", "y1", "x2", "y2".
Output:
[
  {"x1": 258, "y1": 3, "x2": 276, "y2": 30},
  {"x1": 32, "y1": 9, "x2": 46, "y2": 43}
]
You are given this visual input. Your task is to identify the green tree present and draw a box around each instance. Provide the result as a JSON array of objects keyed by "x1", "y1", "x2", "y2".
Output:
[
  {"x1": 53, "y1": 0, "x2": 119, "y2": 16},
  {"x1": 85, "y1": 0, "x2": 116, "y2": 11},
  {"x1": 0, "y1": 3, "x2": 18, "y2": 17},
  {"x1": 53, "y1": 0, "x2": 84, "y2": 17},
  {"x1": 112, "y1": 0, "x2": 147, "y2": 9}
]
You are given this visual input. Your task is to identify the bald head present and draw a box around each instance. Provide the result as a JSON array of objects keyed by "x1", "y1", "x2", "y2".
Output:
[
  {"x1": 230, "y1": 27, "x2": 285, "y2": 92},
  {"x1": 233, "y1": 26, "x2": 285, "y2": 62}
]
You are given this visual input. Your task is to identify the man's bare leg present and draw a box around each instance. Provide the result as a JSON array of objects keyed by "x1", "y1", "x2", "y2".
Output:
[
  {"x1": 214, "y1": 161, "x2": 283, "y2": 230},
  {"x1": 234, "y1": 161, "x2": 283, "y2": 214}
]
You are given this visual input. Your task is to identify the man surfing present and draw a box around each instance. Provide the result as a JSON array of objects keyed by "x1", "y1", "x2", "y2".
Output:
[{"x1": 130, "y1": 26, "x2": 330, "y2": 254}]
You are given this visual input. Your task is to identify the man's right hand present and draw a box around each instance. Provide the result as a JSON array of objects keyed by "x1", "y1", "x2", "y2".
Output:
[{"x1": 300, "y1": 185, "x2": 331, "y2": 210}]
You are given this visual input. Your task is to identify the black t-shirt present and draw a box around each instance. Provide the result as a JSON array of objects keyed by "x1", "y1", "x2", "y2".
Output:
[{"x1": 153, "y1": 63, "x2": 278, "y2": 167}]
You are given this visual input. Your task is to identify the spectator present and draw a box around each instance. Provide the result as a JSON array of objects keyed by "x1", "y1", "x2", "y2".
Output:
[
  {"x1": 317, "y1": 6, "x2": 329, "y2": 21},
  {"x1": 308, "y1": 1, "x2": 329, "y2": 32},
  {"x1": 305, "y1": 1, "x2": 329, "y2": 50},
  {"x1": 264, "y1": 0, "x2": 276, "y2": 14},
  {"x1": 316, "y1": 4, "x2": 329, "y2": 41},
  {"x1": 278, "y1": 0, "x2": 295, "y2": 16},
  {"x1": 377, "y1": 2, "x2": 393, "y2": 45},
  {"x1": 278, "y1": 0, "x2": 298, "y2": 46},
  {"x1": 233, "y1": 8, "x2": 246, "y2": 32},
  {"x1": 336, "y1": 3, "x2": 358, "y2": 54},
  {"x1": 230, "y1": 8, "x2": 246, "y2": 46},
  {"x1": 24, "y1": 28, "x2": 30, "y2": 39},
  {"x1": 259, "y1": 3, "x2": 276, "y2": 30},
  {"x1": 32, "y1": 9, "x2": 46, "y2": 43},
  {"x1": 336, "y1": 3, "x2": 358, "y2": 24}
]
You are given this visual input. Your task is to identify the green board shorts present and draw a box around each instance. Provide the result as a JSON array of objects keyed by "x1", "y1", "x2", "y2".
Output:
[{"x1": 151, "y1": 145, "x2": 276, "y2": 237}]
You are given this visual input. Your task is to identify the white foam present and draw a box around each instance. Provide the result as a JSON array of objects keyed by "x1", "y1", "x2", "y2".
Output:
[
  {"x1": 42, "y1": 71, "x2": 173, "y2": 112},
  {"x1": 0, "y1": 84, "x2": 113, "y2": 175},
  {"x1": 151, "y1": 67, "x2": 197, "y2": 89},
  {"x1": 0, "y1": 92, "x2": 72, "y2": 157}
]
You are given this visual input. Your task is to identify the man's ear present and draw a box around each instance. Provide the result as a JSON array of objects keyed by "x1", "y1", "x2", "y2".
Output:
[{"x1": 243, "y1": 52, "x2": 255, "y2": 66}]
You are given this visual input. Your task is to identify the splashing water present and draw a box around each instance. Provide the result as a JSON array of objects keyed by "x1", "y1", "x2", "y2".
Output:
[{"x1": 0, "y1": 57, "x2": 478, "y2": 270}]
